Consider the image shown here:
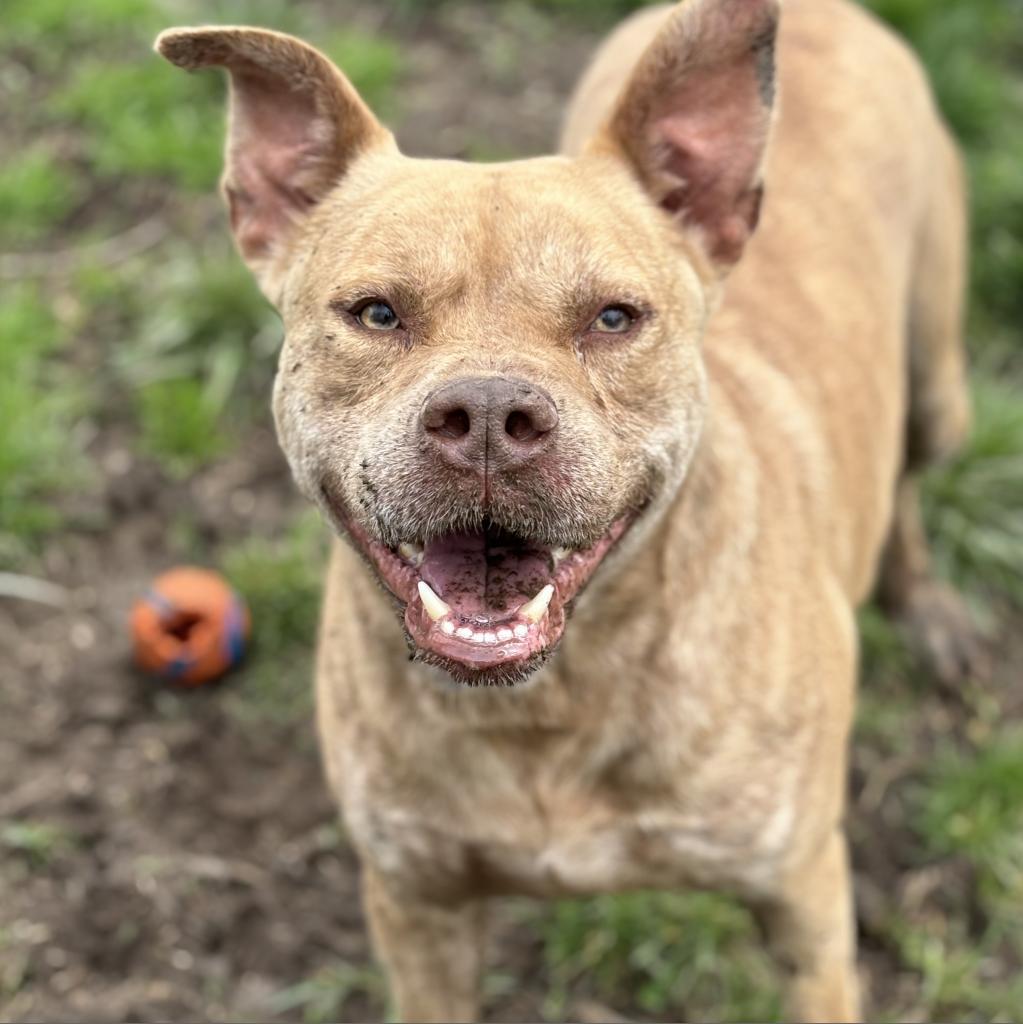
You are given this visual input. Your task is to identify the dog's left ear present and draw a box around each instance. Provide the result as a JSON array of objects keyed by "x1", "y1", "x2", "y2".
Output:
[
  {"x1": 593, "y1": 0, "x2": 780, "y2": 270},
  {"x1": 155, "y1": 26, "x2": 395, "y2": 298}
]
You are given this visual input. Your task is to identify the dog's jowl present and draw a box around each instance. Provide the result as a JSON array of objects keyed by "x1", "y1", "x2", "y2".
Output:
[{"x1": 157, "y1": 0, "x2": 978, "y2": 1019}]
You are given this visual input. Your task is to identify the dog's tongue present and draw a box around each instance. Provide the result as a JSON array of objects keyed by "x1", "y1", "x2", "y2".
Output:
[{"x1": 419, "y1": 528, "x2": 551, "y2": 621}]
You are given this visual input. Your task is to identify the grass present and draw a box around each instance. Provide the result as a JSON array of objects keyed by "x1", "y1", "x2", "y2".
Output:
[
  {"x1": 0, "y1": 286, "x2": 88, "y2": 566},
  {"x1": 219, "y1": 511, "x2": 327, "y2": 725},
  {"x1": 864, "y1": 0, "x2": 1023, "y2": 342},
  {"x1": 889, "y1": 923, "x2": 1023, "y2": 1022},
  {"x1": 535, "y1": 890, "x2": 779, "y2": 1021},
  {"x1": 0, "y1": 821, "x2": 76, "y2": 869},
  {"x1": 923, "y1": 371, "x2": 1023, "y2": 609},
  {"x1": 53, "y1": 59, "x2": 225, "y2": 190},
  {"x1": 916, "y1": 730, "x2": 1023, "y2": 901},
  {"x1": 0, "y1": 148, "x2": 82, "y2": 246},
  {"x1": 270, "y1": 964, "x2": 386, "y2": 1024},
  {"x1": 0, "y1": 0, "x2": 1020, "y2": 1021},
  {"x1": 136, "y1": 378, "x2": 226, "y2": 474}
]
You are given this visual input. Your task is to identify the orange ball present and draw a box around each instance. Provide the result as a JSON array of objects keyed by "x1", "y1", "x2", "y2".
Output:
[{"x1": 131, "y1": 567, "x2": 250, "y2": 686}]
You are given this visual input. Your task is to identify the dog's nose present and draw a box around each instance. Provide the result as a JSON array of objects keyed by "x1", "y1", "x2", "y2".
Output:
[{"x1": 422, "y1": 376, "x2": 559, "y2": 473}]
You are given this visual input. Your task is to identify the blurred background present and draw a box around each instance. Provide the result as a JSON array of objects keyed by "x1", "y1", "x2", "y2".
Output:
[{"x1": 1, "y1": 0, "x2": 1021, "y2": 1020}]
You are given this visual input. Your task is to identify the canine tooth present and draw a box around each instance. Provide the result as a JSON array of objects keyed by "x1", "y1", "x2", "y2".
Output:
[
  {"x1": 519, "y1": 584, "x2": 554, "y2": 623},
  {"x1": 456, "y1": 626, "x2": 474, "y2": 640},
  {"x1": 399, "y1": 542, "x2": 424, "y2": 565},
  {"x1": 497, "y1": 627, "x2": 513, "y2": 641},
  {"x1": 417, "y1": 581, "x2": 451, "y2": 622},
  {"x1": 441, "y1": 620, "x2": 456, "y2": 635},
  {"x1": 513, "y1": 624, "x2": 529, "y2": 639}
]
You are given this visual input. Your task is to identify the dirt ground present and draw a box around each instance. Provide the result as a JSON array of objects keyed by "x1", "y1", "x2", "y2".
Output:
[{"x1": 2, "y1": 3, "x2": 1020, "y2": 1022}]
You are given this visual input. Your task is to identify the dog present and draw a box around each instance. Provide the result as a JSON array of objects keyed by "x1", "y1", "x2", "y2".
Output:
[{"x1": 156, "y1": 0, "x2": 981, "y2": 1019}]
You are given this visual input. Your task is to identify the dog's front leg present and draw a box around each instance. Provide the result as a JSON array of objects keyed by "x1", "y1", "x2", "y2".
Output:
[
  {"x1": 363, "y1": 865, "x2": 487, "y2": 1023},
  {"x1": 759, "y1": 828, "x2": 862, "y2": 1023}
]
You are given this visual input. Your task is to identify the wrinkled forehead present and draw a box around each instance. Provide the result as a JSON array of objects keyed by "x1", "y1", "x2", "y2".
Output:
[{"x1": 296, "y1": 154, "x2": 691, "y2": 310}]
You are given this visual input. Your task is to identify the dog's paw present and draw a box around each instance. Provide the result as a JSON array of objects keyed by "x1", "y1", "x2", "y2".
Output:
[{"x1": 897, "y1": 582, "x2": 990, "y2": 687}]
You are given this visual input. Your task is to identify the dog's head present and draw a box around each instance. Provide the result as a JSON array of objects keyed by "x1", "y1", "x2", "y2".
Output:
[{"x1": 156, "y1": 0, "x2": 778, "y2": 685}]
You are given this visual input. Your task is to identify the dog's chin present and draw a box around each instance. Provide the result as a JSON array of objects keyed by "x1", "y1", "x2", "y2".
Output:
[
  {"x1": 321, "y1": 485, "x2": 639, "y2": 688},
  {"x1": 408, "y1": 643, "x2": 556, "y2": 689}
]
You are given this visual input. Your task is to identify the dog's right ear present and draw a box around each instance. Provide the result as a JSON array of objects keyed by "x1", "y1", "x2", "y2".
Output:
[{"x1": 155, "y1": 26, "x2": 394, "y2": 298}]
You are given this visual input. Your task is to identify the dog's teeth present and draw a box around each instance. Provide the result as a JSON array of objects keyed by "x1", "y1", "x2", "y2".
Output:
[
  {"x1": 417, "y1": 581, "x2": 451, "y2": 622},
  {"x1": 399, "y1": 542, "x2": 424, "y2": 566},
  {"x1": 484, "y1": 632, "x2": 498, "y2": 645},
  {"x1": 497, "y1": 627, "x2": 513, "y2": 641},
  {"x1": 472, "y1": 631, "x2": 486, "y2": 643},
  {"x1": 456, "y1": 626, "x2": 474, "y2": 640},
  {"x1": 519, "y1": 584, "x2": 554, "y2": 624},
  {"x1": 440, "y1": 620, "x2": 456, "y2": 636},
  {"x1": 513, "y1": 624, "x2": 529, "y2": 639},
  {"x1": 552, "y1": 547, "x2": 571, "y2": 565}
]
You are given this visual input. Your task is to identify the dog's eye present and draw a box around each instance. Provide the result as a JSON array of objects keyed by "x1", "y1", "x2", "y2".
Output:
[
  {"x1": 590, "y1": 305, "x2": 637, "y2": 334},
  {"x1": 355, "y1": 300, "x2": 401, "y2": 331}
]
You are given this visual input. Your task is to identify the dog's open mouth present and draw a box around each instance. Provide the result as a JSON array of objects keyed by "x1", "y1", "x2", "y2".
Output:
[{"x1": 333, "y1": 500, "x2": 634, "y2": 683}]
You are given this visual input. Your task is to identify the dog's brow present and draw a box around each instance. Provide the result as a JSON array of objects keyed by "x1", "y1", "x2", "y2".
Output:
[
  {"x1": 326, "y1": 260, "x2": 469, "y2": 308},
  {"x1": 547, "y1": 271, "x2": 652, "y2": 317}
]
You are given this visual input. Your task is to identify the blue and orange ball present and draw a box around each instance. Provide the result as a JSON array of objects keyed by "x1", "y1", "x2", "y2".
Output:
[{"x1": 131, "y1": 568, "x2": 250, "y2": 685}]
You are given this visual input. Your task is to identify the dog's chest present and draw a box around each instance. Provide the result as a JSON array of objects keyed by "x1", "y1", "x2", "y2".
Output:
[{"x1": 343, "y1": 729, "x2": 795, "y2": 901}]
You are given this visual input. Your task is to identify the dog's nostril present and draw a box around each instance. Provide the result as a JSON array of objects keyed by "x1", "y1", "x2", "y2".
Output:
[
  {"x1": 432, "y1": 408, "x2": 471, "y2": 440},
  {"x1": 505, "y1": 410, "x2": 543, "y2": 443}
]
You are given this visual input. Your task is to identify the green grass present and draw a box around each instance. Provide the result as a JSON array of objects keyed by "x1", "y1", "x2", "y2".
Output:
[
  {"x1": 916, "y1": 730, "x2": 1023, "y2": 902},
  {"x1": 889, "y1": 922, "x2": 1023, "y2": 1022},
  {"x1": 53, "y1": 60, "x2": 225, "y2": 190},
  {"x1": 0, "y1": 286, "x2": 87, "y2": 565},
  {"x1": 865, "y1": 0, "x2": 1023, "y2": 345},
  {"x1": 0, "y1": 148, "x2": 82, "y2": 247},
  {"x1": 536, "y1": 890, "x2": 780, "y2": 1021},
  {"x1": 270, "y1": 964, "x2": 385, "y2": 1024},
  {"x1": 114, "y1": 240, "x2": 277, "y2": 471},
  {"x1": 923, "y1": 370, "x2": 1023, "y2": 609},
  {"x1": 0, "y1": 821, "x2": 76, "y2": 869},
  {"x1": 136, "y1": 378, "x2": 226, "y2": 474},
  {"x1": 220, "y1": 511, "x2": 327, "y2": 724}
]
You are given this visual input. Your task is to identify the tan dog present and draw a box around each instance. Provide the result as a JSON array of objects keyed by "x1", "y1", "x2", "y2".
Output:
[{"x1": 157, "y1": 1, "x2": 979, "y2": 1019}]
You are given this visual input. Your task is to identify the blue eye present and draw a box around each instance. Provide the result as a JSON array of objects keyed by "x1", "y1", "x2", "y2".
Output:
[
  {"x1": 591, "y1": 305, "x2": 636, "y2": 333},
  {"x1": 356, "y1": 300, "x2": 401, "y2": 330}
]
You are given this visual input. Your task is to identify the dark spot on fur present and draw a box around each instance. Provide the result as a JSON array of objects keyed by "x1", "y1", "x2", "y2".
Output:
[
  {"x1": 324, "y1": 333, "x2": 336, "y2": 343},
  {"x1": 746, "y1": 184, "x2": 765, "y2": 234},
  {"x1": 752, "y1": 21, "x2": 777, "y2": 107},
  {"x1": 291, "y1": 361, "x2": 302, "y2": 373}
]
